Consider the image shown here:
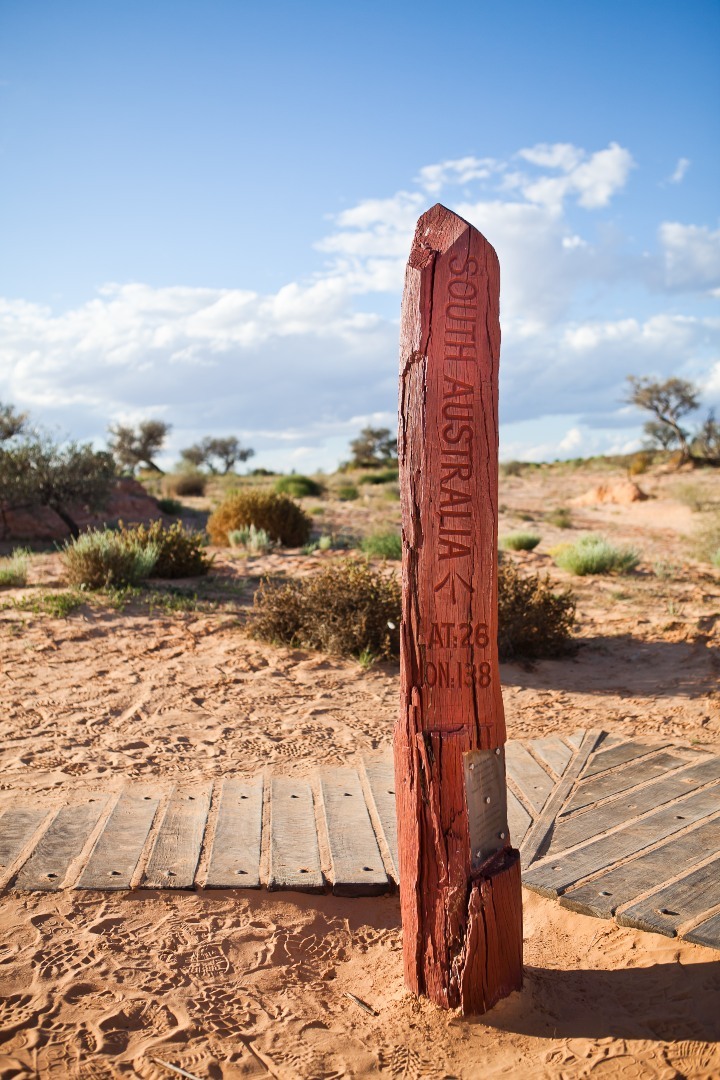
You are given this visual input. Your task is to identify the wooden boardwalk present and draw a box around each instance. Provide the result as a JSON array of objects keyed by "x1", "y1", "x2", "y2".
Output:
[{"x1": 1, "y1": 731, "x2": 719, "y2": 950}]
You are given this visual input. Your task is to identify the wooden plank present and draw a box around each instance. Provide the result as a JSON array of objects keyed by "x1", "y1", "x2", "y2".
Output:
[
  {"x1": 685, "y1": 911, "x2": 720, "y2": 951},
  {"x1": 523, "y1": 785, "x2": 720, "y2": 898},
  {"x1": 507, "y1": 789, "x2": 531, "y2": 849},
  {"x1": 141, "y1": 784, "x2": 211, "y2": 889},
  {"x1": 561, "y1": 814, "x2": 720, "y2": 919},
  {"x1": 505, "y1": 741, "x2": 555, "y2": 815},
  {"x1": 561, "y1": 749, "x2": 698, "y2": 815},
  {"x1": 0, "y1": 806, "x2": 53, "y2": 886},
  {"x1": 320, "y1": 768, "x2": 388, "y2": 896},
  {"x1": 362, "y1": 755, "x2": 399, "y2": 881},
  {"x1": 529, "y1": 736, "x2": 574, "y2": 777},
  {"x1": 76, "y1": 787, "x2": 160, "y2": 890},
  {"x1": 618, "y1": 851, "x2": 720, "y2": 937},
  {"x1": 582, "y1": 738, "x2": 669, "y2": 778},
  {"x1": 12, "y1": 795, "x2": 108, "y2": 891},
  {"x1": 565, "y1": 731, "x2": 585, "y2": 750},
  {"x1": 268, "y1": 776, "x2": 323, "y2": 892},
  {"x1": 547, "y1": 755, "x2": 720, "y2": 856},
  {"x1": 520, "y1": 729, "x2": 603, "y2": 867},
  {"x1": 205, "y1": 777, "x2": 263, "y2": 888}
]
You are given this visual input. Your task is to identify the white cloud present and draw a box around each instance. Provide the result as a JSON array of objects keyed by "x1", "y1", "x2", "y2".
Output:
[
  {"x1": 659, "y1": 222, "x2": 720, "y2": 291},
  {"x1": 1, "y1": 140, "x2": 716, "y2": 470},
  {"x1": 668, "y1": 157, "x2": 691, "y2": 184}
]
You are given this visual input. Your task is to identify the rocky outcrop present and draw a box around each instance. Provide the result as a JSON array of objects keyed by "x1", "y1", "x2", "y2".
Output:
[
  {"x1": 571, "y1": 479, "x2": 648, "y2": 507},
  {"x1": 0, "y1": 478, "x2": 164, "y2": 541}
]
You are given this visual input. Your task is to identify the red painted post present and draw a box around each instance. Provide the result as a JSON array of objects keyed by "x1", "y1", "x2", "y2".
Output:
[{"x1": 394, "y1": 203, "x2": 523, "y2": 1014}]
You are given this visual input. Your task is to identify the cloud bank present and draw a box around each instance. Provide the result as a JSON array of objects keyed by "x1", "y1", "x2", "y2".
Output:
[{"x1": 1, "y1": 141, "x2": 718, "y2": 469}]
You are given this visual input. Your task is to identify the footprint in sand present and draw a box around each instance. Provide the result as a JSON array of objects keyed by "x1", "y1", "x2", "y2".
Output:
[{"x1": 377, "y1": 1045, "x2": 448, "y2": 1079}]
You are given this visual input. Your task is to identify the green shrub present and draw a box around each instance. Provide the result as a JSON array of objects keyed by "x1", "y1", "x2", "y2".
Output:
[
  {"x1": 207, "y1": 490, "x2": 311, "y2": 547},
  {"x1": 545, "y1": 507, "x2": 573, "y2": 529},
  {"x1": 336, "y1": 484, "x2": 359, "y2": 501},
  {"x1": 274, "y1": 474, "x2": 324, "y2": 498},
  {"x1": 551, "y1": 535, "x2": 640, "y2": 576},
  {"x1": 157, "y1": 497, "x2": 183, "y2": 515},
  {"x1": 247, "y1": 558, "x2": 401, "y2": 659},
  {"x1": 361, "y1": 530, "x2": 402, "y2": 560},
  {"x1": 166, "y1": 471, "x2": 207, "y2": 497},
  {"x1": 500, "y1": 460, "x2": 524, "y2": 477},
  {"x1": 0, "y1": 548, "x2": 30, "y2": 587},
  {"x1": 359, "y1": 468, "x2": 399, "y2": 485},
  {"x1": 501, "y1": 532, "x2": 541, "y2": 552},
  {"x1": 62, "y1": 529, "x2": 158, "y2": 589},
  {"x1": 498, "y1": 561, "x2": 576, "y2": 661},
  {"x1": 118, "y1": 520, "x2": 211, "y2": 578},
  {"x1": 228, "y1": 525, "x2": 275, "y2": 555}
]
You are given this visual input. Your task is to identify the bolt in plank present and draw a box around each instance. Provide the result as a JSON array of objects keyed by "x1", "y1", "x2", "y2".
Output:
[
  {"x1": 505, "y1": 741, "x2": 555, "y2": 815},
  {"x1": 362, "y1": 755, "x2": 399, "y2": 882},
  {"x1": 685, "y1": 911, "x2": 720, "y2": 951},
  {"x1": 561, "y1": 814, "x2": 720, "y2": 919},
  {"x1": 523, "y1": 785, "x2": 720, "y2": 899},
  {"x1": 561, "y1": 749, "x2": 698, "y2": 816},
  {"x1": 0, "y1": 806, "x2": 54, "y2": 887},
  {"x1": 268, "y1": 776, "x2": 323, "y2": 892},
  {"x1": 581, "y1": 739, "x2": 671, "y2": 779},
  {"x1": 141, "y1": 784, "x2": 211, "y2": 889},
  {"x1": 205, "y1": 777, "x2": 263, "y2": 888},
  {"x1": 547, "y1": 755, "x2": 720, "y2": 856},
  {"x1": 529, "y1": 736, "x2": 574, "y2": 778},
  {"x1": 76, "y1": 786, "x2": 161, "y2": 890},
  {"x1": 320, "y1": 767, "x2": 388, "y2": 896},
  {"x1": 12, "y1": 795, "x2": 108, "y2": 891},
  {"x1": 507, "y1": 789, "x2": 532, "y2": 849},
  {"x1": 617, "y1": 851, "x2": 720, "y2": 937}
]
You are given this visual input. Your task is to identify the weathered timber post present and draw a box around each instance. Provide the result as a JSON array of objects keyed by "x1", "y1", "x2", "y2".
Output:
[{"x1": 394, "y1": 203, "x2": 523, "y2": 1015}]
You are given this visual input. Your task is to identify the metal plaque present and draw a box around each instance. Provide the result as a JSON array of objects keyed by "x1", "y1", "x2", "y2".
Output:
[{"x1": 463, "y1": 747, "x2": 509, "y2": 872}]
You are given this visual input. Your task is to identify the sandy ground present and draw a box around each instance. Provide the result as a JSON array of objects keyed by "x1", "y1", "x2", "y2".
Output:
[{"x1": 1, "y1": 465, "x2": 719, "y2": 1077}]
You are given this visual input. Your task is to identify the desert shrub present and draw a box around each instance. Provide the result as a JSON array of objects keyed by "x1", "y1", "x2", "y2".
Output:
[
  {"x1": 500, "y1": 460, "x2": 524, "y2": 477},
  {"x1": 628, "y1": 451, "x2": 653, "y2": 476},
  {"x1": 62, "y1": 529, "x2": 158, "y2": 589},
  {"x1": 552, "y1": 535, "x2": 640, "y2": 576},
  {"x1": 228, "y1": 525, "x2": 275, "y2": 555},
  {"x1": 275, "y1": 474, "x2": 324, "y2": 498},
  {"x1": 247, "y1": 558, "x2": 401, "y2": 659},
  {"x1": 157, "y1": 497, "x2": 183, "y2": 515},
  {"x1": 207, "y1": 490, "x2": 311, "y2": 547},
  {"x1": 166, "y1": 471, "x2": 207, "y2": 497},
  {"x1": 359, "y1": 468, "x2": 399, "y2": 485},
  {"x1": 0, "y1": 548, "x2": 30, "y2": 587},
  {"x1": 118, "y1": 521, "x2": 211, "y2": 578},
  {"x1": 545, "y1": 507, "x2": 573, "y2": 529},
  {"x1": 673, "y1": 483, "x2": 707, "y2": 513},
  {"x1": 498, "y1": 561, "x2": 576, "y2": 661},
  {"x1": 361, "y1": 530, "x2": 402, "y2": 560},
  {"x1": 336, "y1": 484, "x2": 359, "y2": 501},
  {"x1": 501, "y1": 532, "x2": 541, "y2": 552}
]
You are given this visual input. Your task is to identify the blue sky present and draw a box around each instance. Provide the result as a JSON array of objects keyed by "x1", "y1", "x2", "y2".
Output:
[{"x1": 1, "y1": 0, "x2": 718, "y2": 470}]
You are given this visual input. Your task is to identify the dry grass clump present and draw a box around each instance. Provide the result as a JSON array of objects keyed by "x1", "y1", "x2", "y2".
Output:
[
  {"x1": 551, "y1": 535, "x2": 640, "y2": 576},
  {"x1": 247, "y1": 558, "x2": 401, "y2": 659},
  {"x1": 228, "y1": 525, "x2": 275, "y2": 555},
  {"x1": 498, "y1": 561, "x2": 576, "y2": 661},
  {"x1": 501, "y1": 532, "x2": 541, "y2": 552},
  {"x1": 118, "y1": 521, "x2": 211, "y2": 577},
  {"x1": 0, "y1": 548, "x2": 30, "y2": 587},
  {"x1": 164, "y1": 471, "x2": 207, "y2": 497},
  {"x1": 208, "y1": 490, "x2": 311, "y2": 547},
  {"x1": 545, "y1": 506, "x2": 573, "y2": 529},
  {"x1": 62, "y1": 529, "x2": 158, "y2": 589},
  {"x1": 693, "y1": 511, "x2": 720, "y2": 567}
]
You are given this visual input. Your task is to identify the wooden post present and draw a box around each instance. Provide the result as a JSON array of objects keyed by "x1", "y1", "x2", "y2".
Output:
[{"x1": 394, "y1": 203, "x2": 523, "y2": 1015}]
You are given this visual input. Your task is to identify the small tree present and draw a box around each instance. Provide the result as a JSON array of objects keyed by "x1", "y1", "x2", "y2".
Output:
[
  {"x1": 0, "y1": 434, "x2": 116, "y2": 538},
  {"x1": 626, "y1": 377, "x2": 699, "y2": 463},
  {"x1": 108, "y1": 420, "x2": 170, "y2": 473},
  {"x1": 0, "y1": 402, "x2": 28, "y2": 442},
  {"x1": 692, "y1": 410, "x2": 720, "y2": 465},
  {"x1": 348, "y1": 426, "x2": 398, "y2": 469},
  {"x1": 179, "y1": 435, "x2": 254, "y2": 474}
]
